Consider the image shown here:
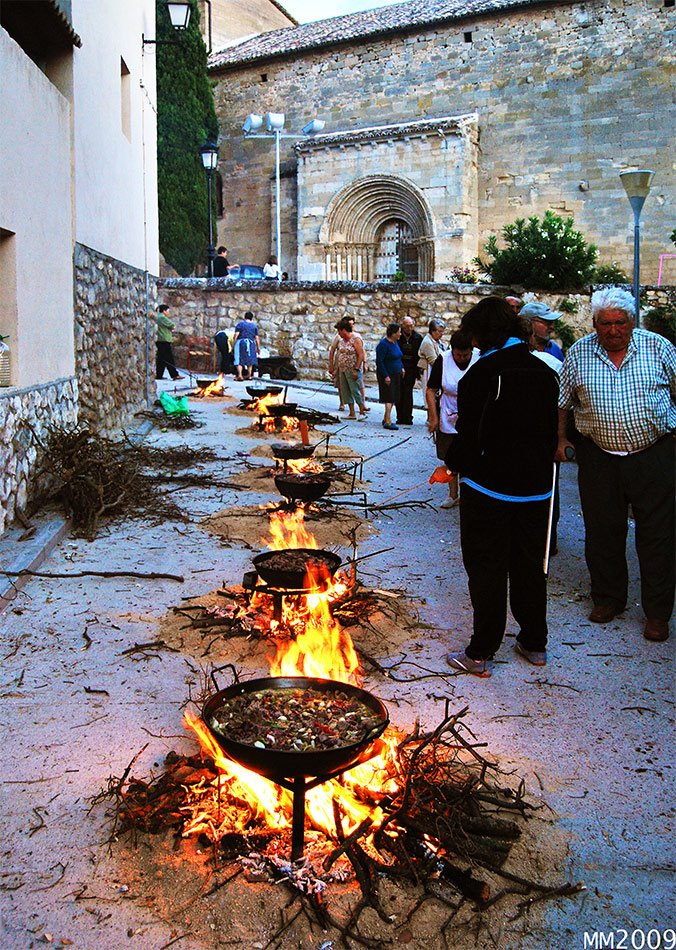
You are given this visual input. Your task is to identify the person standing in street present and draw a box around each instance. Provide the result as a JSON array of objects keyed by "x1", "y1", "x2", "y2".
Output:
[
  {"x1": 426, "y1": 329, "x2": 478, "y2": 508},
  {"x1": 418, "y1": 319, "x2": 446, "y2": 395},
  {"x1": 332, "y1": 317, "x2": 367, "y2": 420},
  {"x1": 519, "y1": 301, "x2": 565, "y2": 363},
  {"x1": 434, "y1": 297, "x2": 559, "y2": 677},
  {"x1": 155, "y1": 304, "x2": 183, "y2": 381},
  {"x1": 395, "y1": 316, "x2": 423, "y2": 425},
  {"x1": 376, "y1": 323, "x2": 404, "y2": 430},
  {"x1": 557, "y1": 287, "x2": 675, "y2": 642},
  {"x1": 263, "y1": 255, "x2": 282, "y2": 280}
]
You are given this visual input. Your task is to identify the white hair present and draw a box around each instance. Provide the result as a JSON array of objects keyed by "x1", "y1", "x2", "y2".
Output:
[{"x1": 591, "y1": 287, "x2": 636, "y2": 318}]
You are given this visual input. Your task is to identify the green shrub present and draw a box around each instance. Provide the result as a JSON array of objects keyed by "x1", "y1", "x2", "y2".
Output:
[
  {"x1": 391, "y1": 271, "x2": 408, "y2": 282},
  {"x1": 157, "y1": 1, "x2": 219, "y2": 276},
  {"x1": 552, "y1": 319, "x2": 577, "y2": 353},
  {"x1": 557, "y1": 297, "x2": 578, "y2": 315},
  {"x1": 475, "y1": 211, "x2": 598, "y2": 290},
  {"x1": 593, "y1": 261, "x2": 630, "y2": 284},
  {"x1": 643, "y1": 305, "x2": 676, "y2": 344}
]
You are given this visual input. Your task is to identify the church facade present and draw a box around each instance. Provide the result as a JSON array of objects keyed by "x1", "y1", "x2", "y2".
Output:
[{"x1": 210, "y1": 0, "x2": 674, "y2": 283}]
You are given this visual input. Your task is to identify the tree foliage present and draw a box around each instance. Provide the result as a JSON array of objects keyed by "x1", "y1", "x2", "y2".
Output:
[
  {"x1": 156, "y1": 1, "x2": 218, "y2": 276},
  {"x1": 475, "y1": 211, "x2": 598, "y2": 290}
]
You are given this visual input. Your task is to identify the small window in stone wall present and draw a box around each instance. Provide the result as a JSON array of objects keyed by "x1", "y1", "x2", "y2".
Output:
[
  {"x1": 216, "y1": 172, "x2": 224, "y2": 217},
  {"x1": 261, "y1": 72, "x2": 268, "y2": 82},
  {"x1": 464, "y1": 31, "x2": 473, "y2": 42},
  {"x1": 665, "y1": 0, "x2": 674, "y2": 7}
]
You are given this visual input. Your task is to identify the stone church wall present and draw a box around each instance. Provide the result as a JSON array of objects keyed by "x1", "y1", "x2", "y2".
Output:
[{"x1": 212, "y1": 0, "x2": 673, "y2": 282}]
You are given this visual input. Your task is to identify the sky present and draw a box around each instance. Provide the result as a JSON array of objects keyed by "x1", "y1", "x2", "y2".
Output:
[{"x1": 282, "y1": 0, "x2": 403, "y2": 23}]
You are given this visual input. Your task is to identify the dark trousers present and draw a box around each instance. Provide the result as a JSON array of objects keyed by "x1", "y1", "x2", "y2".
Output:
[
  {"x1": 156, "y1": 341, "x2": 179, "y2": 380},
  {"x1": 214, "y1": 332, "x2": 231, "y2": 373},
  {"x1": 395, "y1": 372, "x2": 416, "y2": 424},
  {"x1": 577, "y1": 435, "x2": 675, "y2": 620},
  {"x1": 459, "y1": 486, "x2": 550, "y2": 660}
]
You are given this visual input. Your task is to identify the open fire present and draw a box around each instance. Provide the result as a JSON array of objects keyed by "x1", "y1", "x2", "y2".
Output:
[
  {"x1": 183, "y1": 505, "x2": 399, "y2": 856},
  {"x1": 192, "y1": 374, "x2": 227, "y2": 397}
]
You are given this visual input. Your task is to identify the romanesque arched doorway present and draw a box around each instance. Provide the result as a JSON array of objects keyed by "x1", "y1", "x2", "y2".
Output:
[{"x1": 321, "y1": 176, "x2": 435, "y2": 282}]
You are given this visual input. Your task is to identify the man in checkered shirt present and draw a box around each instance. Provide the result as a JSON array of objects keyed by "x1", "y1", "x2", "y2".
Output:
[{"x1": 557, "y1": 287, "x2": 676, "y2": 642}]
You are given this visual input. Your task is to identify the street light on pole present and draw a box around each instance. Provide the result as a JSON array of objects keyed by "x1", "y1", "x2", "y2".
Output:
[
  {"x1": 243, "y1": 113, "x2": 325, "y2": 275},
  {"x1": 199, "y1": 139, "x2": 219, "y2": 277},
  {"x1": 620, "y1": 169, "x2": 654, "y2": 325}
]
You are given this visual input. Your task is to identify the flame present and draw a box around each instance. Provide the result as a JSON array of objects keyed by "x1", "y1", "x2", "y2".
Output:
[
  {"x1": 195, "y1": 374, "x2": 226, "y2": 397},
  {"x1": 264, "y1": 507, "x2": 319, "y2": 550},
  {"x1": 285, "y1": 457, "x2": 324, "y2": 474},
  {"x1": 252, "y1": 394, "x2": 281, "y2": 414}
]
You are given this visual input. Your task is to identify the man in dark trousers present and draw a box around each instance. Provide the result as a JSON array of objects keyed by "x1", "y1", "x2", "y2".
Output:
[
  {"x1": 438, "y1": 296, "x2": 559, "y2": 677},
  {"x1": 395, "y1": 315, "x2": 423, "y2": 425},
  {"x1": 557, "y1": 287, "x2": 675, "y2": 642}
]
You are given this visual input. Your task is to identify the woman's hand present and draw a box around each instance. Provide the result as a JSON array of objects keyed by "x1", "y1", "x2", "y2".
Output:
[
  {"x1": 351, "y1": 370, "x2": 359, "y2": 381},
  {"x1": 385, "y1": 376, "x2": 391, "y2": 384},
  {"x1": 427, "y1": 411, "x2": 439, "y2": 434}
]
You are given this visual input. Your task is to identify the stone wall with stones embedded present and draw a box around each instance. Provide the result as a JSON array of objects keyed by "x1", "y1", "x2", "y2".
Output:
[
  {"x1": 158, "y1": 279, "x2": 674, "y2": 378},
  {"x1": 74, "y1": 244, "x2": 155, "y2": 437},
  {"x1": 0, "y1": 377, "x2": 78, "y2": 534},
  {"x1": 212, "y1": 0, "x2": 673, "y2": 283}
]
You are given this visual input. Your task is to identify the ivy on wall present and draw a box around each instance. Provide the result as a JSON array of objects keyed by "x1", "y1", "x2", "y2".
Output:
[{"x1": 156, "y1": 1, "x2": 218, "y2": 276}]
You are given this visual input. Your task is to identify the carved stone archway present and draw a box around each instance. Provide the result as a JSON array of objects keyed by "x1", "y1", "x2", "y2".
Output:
[{"x1": 320, "y1": 175, "x2": 435, "y2": 282}]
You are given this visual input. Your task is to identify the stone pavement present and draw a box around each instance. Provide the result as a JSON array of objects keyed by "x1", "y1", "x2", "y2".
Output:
[{"x1": 0, "y1": 374, "x2": 673, "y2": 948}]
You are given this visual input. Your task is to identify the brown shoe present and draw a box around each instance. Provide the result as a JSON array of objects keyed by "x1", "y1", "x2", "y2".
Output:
[
  {"x1": 643, "y1": 619, "x2": 669, "y2": 642},
  {"x1": 588, "y1": 604, "x2": 623, "y2": 623}
]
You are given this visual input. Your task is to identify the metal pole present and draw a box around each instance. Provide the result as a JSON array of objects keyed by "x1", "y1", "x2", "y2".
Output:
[
  {"x1": 632, "y1": 208, "x2": 641, "y2": 326},
  {"x1": 275, "y1": 128, "x2": 282, "y2": 270},
  {"x1": 206, "y1": 169, "x2": 215, "y2": 278}
]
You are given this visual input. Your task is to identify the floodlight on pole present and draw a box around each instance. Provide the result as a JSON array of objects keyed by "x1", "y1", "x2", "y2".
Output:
[
  {"x1": 242, "y1": 113, "x2": 325, "y2": 275},
  {"x1": 620, "y1": 169, "x2": 654, "y2": 325}
]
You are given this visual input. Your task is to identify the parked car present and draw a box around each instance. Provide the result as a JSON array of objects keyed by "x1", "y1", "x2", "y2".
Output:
[{"x1": 226, "y1": 264, "x2": 264, "y2": 281}]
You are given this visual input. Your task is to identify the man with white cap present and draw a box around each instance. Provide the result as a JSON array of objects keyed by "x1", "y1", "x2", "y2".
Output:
[{"x1": 519, "y1": 302, "x2": 564, "y2": 365}]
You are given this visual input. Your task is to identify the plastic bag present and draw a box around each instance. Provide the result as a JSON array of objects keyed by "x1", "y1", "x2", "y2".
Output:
[{"x1": 159, "y1": 391, "x2": 189, "y2": 416}]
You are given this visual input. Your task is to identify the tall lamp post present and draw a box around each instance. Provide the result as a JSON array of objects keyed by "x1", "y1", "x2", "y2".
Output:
[
  {"x1": 243, "y1": 113, "x2": 325, "y2": 274},
  {"x1": 620, "y1": 169, "x2": 654, "y2": 325},
  {"x1": 200, "y1": 140, "x2": 219, "y2": 277}
]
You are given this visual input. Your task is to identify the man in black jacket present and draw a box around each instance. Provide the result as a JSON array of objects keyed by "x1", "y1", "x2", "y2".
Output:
[
  {"x1": 395, "y1": 316, "x2": 423, "y2": 425},
  {"x1": 441, "y1": 297, "x2": 559, "y2": 677}
]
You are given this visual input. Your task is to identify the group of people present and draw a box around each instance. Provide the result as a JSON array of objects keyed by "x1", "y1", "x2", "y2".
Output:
[
  {"x1": 155, "y1": 305, "x2": 261, "y2": 382},
  {"x1": 213, "y1": 247, "x2": 287, "y2": 281},
  {"x1": 428, "y1": 289, "x2": 674, "y2": 677}
]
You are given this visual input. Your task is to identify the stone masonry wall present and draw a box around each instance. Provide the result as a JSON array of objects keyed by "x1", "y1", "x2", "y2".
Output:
[
  {"x1": 158, "y1": 279, "x2": 674, "y2": 378},
  {"x1": 74, "y1": 244, "x2": 156, "y2": 437},
  {"x1": 212, "y1": 0, "x2": 673, "y2": 283},
  {"x1": 0, "y1": 377, "x2": 78, "y2": 534}
]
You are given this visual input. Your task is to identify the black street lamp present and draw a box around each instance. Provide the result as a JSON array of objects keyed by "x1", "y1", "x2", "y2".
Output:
[{"x1": 199, "y1": 140, "x2": 219, "y2": 277}]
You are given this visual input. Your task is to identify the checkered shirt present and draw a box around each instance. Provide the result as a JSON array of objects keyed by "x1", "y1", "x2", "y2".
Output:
[{"x1": 559, "y1": 328, "x2": 676, "y2": 453}]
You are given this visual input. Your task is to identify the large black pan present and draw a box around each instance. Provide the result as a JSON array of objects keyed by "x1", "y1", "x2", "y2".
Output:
[
  {"x1": 274, "y1": 472, "x2": 331, "y2": 503},
  {"x1": 270, "y1": 442, "x2": 316, "y2": 462},
  {"x1": 252, "y1": 547, "x2": 341, "y2": 589},
  {"x1": 265, "y1": 403, "x2": 298, "y2": 418},
  {"x1": 203, "y1": 675, "x2": 389, "y2": 780},
  {"x1": 247, "y1": 385, "x2": 283, "y2": 398}
]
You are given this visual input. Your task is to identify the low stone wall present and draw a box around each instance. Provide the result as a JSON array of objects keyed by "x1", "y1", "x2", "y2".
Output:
[
  {"x1": 74, "y1": 243, "x2": 155, "y2": 436},
  {"x1": 157, "y1": 279, "x2": 674, "y2": 378},
  {"x1": 0, "y1": 377, "x2": 78, "y2": 534},
  {"x1": 159, "y1": 279, "x2": 498, "y2": 376}
]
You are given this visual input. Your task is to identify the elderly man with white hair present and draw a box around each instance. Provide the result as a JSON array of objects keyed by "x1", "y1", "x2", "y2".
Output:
[{"x1": 557, "y1": 287, "x2": 676, "y2": 642}]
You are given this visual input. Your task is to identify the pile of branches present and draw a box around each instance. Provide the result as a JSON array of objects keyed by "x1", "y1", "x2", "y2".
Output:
[
  {"x1": 135, "y1": 405, "x2": 205, "y2": 429},
  {"x1": 96, "y1": 705, "x2": 583, "y2": 945},
  {"x1": 29, "y1": 425, "x2": 230, "y2": 538}
]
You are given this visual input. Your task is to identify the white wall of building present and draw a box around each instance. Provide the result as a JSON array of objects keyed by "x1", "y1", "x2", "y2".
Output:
[
  {"x1": 0, "y1": 29, "x2": 75, "y2": 386},
  {"x1": 71, "y1": 0, "x2": 159, "y2": 274}
]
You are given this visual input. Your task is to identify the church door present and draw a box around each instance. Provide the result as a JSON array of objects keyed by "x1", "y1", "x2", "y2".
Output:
[{"x1": 374, "y1": 221, "x2": 418, "y2": 280}]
